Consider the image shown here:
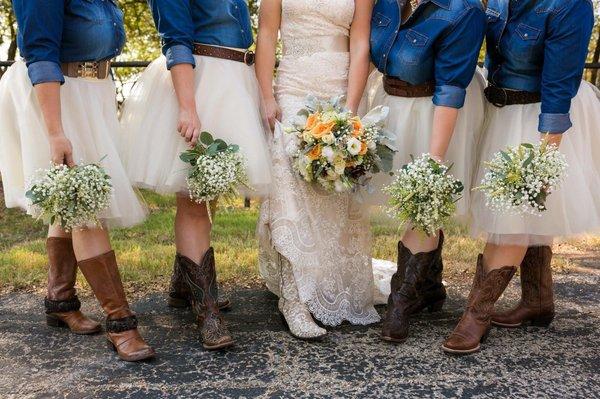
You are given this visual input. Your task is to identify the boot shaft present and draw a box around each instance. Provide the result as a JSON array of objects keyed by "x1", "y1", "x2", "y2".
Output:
[
  {"x1": 46, "y1": 237, "x2": 78, "y2": 301},
  {"x1": 178, "y1": 248, "x2": 219, "y2": 313},
  {"x1": 77, "y1": 250, "x2": 132, "y2": 320},
  {"x1": 467, "y1": 256, "x2": 517, "y2": 321},
  {"x1": 520, "y1": 246, "x2": 554, "y2": 310}
]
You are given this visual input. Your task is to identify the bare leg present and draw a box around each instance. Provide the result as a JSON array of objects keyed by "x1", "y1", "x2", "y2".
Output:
[
  {"x1": 71, "y1": 227, "x2": 112, "y2": 261},
  {"x1": 401, "y1": 227, "x2": 440, "y2": 254},
  {"x1": 48, "y1": 225, "x2": 71, "y2": 239},
  {"x1": 175, "y1": 193, "x2": 211, "y2": 264},
  {"x1": 482, "y1": 242, "x2": 528, "y2": 272}
]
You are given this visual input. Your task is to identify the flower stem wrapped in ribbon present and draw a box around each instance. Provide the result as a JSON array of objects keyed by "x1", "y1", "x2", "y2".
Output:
[
  {"x1": 180, "y1": 132, "x2": 250, "y2": 224},
  {"x1": 475, "y1": 140, "x2": 567, "y2": 215},
  {"x1": 26, "y1": 160, "x2": 113, "y2": 231},
  {"x1": 384, "y1": 154, "x2": 464, "y2": 237},
  {"x1": 285, "y1": 95, "x2": 396, "y2": 193}
]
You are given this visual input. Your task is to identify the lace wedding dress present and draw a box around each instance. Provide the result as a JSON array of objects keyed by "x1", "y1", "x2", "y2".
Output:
[{"x1": 258, "y1": 0, "x2": 381, "y2": 331}]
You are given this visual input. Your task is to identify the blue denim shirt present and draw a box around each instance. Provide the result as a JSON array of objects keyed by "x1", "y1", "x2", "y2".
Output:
[
  {"x1": 370, "y1": 0, "x2": 486, "y2": 108},
  {"x1": 13, "y1": 0, "x2": 125, "y2": 85},
  {"x1": 485, "y1": 0, "x2": 594, "y2": 133},
  {"x1": 148, "y1": 0, "x2": 254, "y2": 70}
]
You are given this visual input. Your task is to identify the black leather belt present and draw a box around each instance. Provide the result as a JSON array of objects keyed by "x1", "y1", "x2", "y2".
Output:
[{"x1": 484, "y1": 85, "x2": 541, "y2": 107}]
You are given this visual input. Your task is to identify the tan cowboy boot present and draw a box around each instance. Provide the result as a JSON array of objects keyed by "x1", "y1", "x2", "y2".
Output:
[
  {"x1": 442, "y1": 255, "x2": 516, "y2": 355},
  {"x1": 493, "y1": 246, "x2": 555, "y2": 327},
  {"x1": 45, "y1": 237, "x2": 101, "y2": 334},
  {"x1": 78, "y1": 251, "x2": 155, "y2": 362},
  {"x1": 178, "y1": 248, "x2": 235, "y2": 350},
  {"x1": 381, "y1": 233, "x2": 446, "y2": 343},
  {"x1": 168, "y1": 254, "x2": 232, "y2": 310}
]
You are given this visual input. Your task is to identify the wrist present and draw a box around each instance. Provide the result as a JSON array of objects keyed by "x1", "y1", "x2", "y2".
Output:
[
  {"x1": 178, "y1": 102, "x2": 197, "y2": 113},
  {"x1": 47, "y1": 129, "x2": 65, "y2": 138}
]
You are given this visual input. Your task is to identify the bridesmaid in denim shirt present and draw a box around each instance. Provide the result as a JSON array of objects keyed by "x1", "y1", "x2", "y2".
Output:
[
  {"x1": 369, "y1": 0, "x2": 486, "y2": 344},
  {"x1": 0, "y1": 0, "x2": 154, "y2": 362},
  {"x1": 120, "y1": 0, "x2": 272, "y2": 351},
  {"x1": 444, "y1": 0, "x2": 598, "y2": 355}
]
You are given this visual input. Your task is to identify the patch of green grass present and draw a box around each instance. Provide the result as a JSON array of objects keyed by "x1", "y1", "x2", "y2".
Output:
[{"x1": 1, "y1": 189, "x2": 598, "y2": 294}]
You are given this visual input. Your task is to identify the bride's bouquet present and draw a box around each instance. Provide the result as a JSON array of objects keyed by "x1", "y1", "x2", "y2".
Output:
[
  {"x1": 384, "y1": 154, "x2": 464, "y2": 237},
  {"x1": 26, "y1": 161, "x2": 113, "y2": 231},
  {"x1": 285, "y1": 96, "x2": 396, "y2": 193},
  {"x1": 180, "y1": 132, "x2": 249, "y2": 223},
  {"x1": 476, "y1": 140, "x2": 567, "y2": 215}
]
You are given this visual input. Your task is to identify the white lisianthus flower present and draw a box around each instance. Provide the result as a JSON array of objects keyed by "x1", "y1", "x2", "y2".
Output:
[
  {"x1": 347, "y1": 137, "x2": 362, "y2": 156},
  {"x1": 322, "y1": 146, "x2": 335, "y2": 163}
]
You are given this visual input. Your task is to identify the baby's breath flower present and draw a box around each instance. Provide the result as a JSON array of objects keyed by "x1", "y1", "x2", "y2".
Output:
[
  {"x1": 477, "y1": 142, "x2": 567, "y2": 216},
  {"x1": 26, "y1": 162, "x2": 113, "y2": 231},
  {"x1": 384, "y1": 154, "x2": 463, "y2": 236}
]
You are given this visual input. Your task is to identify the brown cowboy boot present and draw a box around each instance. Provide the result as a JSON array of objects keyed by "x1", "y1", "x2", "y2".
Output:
[
  {"x1": 78, "y1": 251, "x2": 155, "y2": 362},
  {"x1": 381, "y1": 234, "x2": 446, "y2": 343},
  {"x1": 178, "y1": 248, "x2": 235, "y2": 350},
  {"x1": 167, "y1": 254, "x2": 232, "y2": 310},
  {"x1": 492, "y1": 246, "x2": 555, "y2": 328},
  {"x1": 442, "y1": 255, "x2": 516, "y2": 355},
  {"x1": 45, "y1": 237, "x2": 101, "y2": 335}
]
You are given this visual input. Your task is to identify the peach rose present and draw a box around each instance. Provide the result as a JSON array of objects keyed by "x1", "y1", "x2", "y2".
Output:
[
  {"x1": 305, "y1": 113, "x2": 320, "y2": 130},
  {"x1": 311, "y1": 121, "x2": 336, "y2": 139},
  {"x1": 307, "y1": 145, "x2": 322, "y2": 160},
  {"x1": 359, "y1": 141, "x2": 368, "y2": 155}
]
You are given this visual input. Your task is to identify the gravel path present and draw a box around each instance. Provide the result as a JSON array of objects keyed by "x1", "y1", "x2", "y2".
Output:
[{"x1": 0, "y1": 264, "x2": 598, "y2": 398}]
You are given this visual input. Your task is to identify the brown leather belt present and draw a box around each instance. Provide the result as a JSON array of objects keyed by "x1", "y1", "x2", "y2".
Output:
[
  {"x1": 61, "y1": 60, "x2": 111, "y2": 79},
  {"x1": 193, "y1": 43, "x2": 255, "y2": 66},
  {"x1": 484, "y1": 85, "x2": 541, "y2": 107},
  {"x1": 383, "y1": 76, "x2": 435, "y2": 98}
]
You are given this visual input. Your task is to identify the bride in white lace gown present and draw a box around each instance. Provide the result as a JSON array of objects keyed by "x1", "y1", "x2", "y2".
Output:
[{"x1": 255, "y1": 0, "x2": 379, "y2": 339}]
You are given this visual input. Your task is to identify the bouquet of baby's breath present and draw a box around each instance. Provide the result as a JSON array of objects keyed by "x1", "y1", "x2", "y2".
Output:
[
  {"x1": 286, "y1": 95, "x2": 396, "y2": 193},
  {"x1": 180, "y1": 132, "x2": 249, "y2": 223},
  {"x1": 26, "y1": 161, "x2": 113, "y2": 231},
  {"x1": 384, "y1": 154, "x2": 464, "y2": 236},
  {"x1": 476, "y1": 140, "x2": 567, "y2": 215}
]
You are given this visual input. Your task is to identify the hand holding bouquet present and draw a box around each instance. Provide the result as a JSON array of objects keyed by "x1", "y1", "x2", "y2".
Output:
[
  {"x1": 384, "y1": 154, "x2": 464, "y2": 237},
  {"x1": 476, "y1": 140, "x2": 567, "y2": 215},
  {"x1": 180, "y1": 132, "x2": 249, "y2": 223},
  {"x1": 286, "y1": 95, "x2": 396, "y2": 193},
  {"x1": 26, "y1": 161, "x2": 113, "y2": 231}
]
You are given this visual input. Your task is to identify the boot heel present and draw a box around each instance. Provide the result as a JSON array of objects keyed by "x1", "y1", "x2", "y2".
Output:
[
  {"x1": 167, "y1": 296, "x2": 190, "y2": 308},
  {"x1": 530, "y1": 315, "x2": 554, "y2": 328},
  {"x1": 480, "y1": 328, "x2": 491, "y2": 344},
  {"x1": 106, "y1": 340, "x2": 117, "y2": 352},
  {"x1": 427, "y1": 299, "x2": 445, "y2": 313},
  {"x1": 46, "y1": 315, "x2": 67, "y2": 328}
]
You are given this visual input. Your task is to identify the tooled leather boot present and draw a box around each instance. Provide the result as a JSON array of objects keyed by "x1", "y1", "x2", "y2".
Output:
[
  {"x1": 492, "y1": 246, "x2": 555, "y2": 328},
  {"x1": 45, "y1": 237, "x2": 101, "y2": 335},
  {"x1": 168, "y1": 254, "x2": 231, "y2": 310},
  {"x1": 381, "y1": 234, "x2": 446, "y2": 343},
  {"x1": 442, "y1": 255, "x2": 516, "y2": 355},
  {"x1": 178, "y1": 248, "x2": 235, "y2": 350},
  {"x1": 78, "y1": 251, "x2": 155, "y2": 362}
]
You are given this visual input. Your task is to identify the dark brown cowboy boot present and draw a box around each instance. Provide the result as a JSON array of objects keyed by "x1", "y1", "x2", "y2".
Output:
[
  {"x1": 381, "y1": 234, "x2": 446, "y2": 343},
  {"x1": 178, "y1": 248, "x2": 235, "y2": 350},
  {"x1": 78, "y1": 251, "x2": 155, "y2": 362},
  {"x1": 442, "y1": 255, "x2": 516, "y2": 355},
  {"x1": 45, "y1": 237, "x2": 101, "y2": 335},
  {"x1": 492, "y1": 246, "x2": 555, "y2": 328},
  {"x1": 168, "y1": 254, "x2": 231, "y2": 310}
]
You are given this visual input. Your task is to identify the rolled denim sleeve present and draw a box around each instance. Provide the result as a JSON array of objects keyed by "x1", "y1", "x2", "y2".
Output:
[
  {"x1": 432, "y1": 6, "x2": 486, "y2": 108},
  {"x1": 539, "y1": 0, "x2": 594, "y2": 133},
  {"x1": 13, "y1": 0, "x2": 65, "y2": 85},
  {"x1": 148, "y1": 0, "x2": 196, "y2": 69}
]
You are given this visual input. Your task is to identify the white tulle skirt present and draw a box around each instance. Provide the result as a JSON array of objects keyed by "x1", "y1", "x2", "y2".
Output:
[
  {"x1": 120, "y1": 55, "x2": 272, "y2": 195},
  {"x1": 367, "y1": 71, "x2": 487, "y2": 218},
  {"x1": 0, "y1": 60, "x2": 147, "y2": 228},
  {"x1": 470, "y1": 81, "x2": 600, "y2": 246}
]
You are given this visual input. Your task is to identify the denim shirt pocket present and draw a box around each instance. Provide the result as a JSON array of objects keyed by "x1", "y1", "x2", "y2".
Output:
[
  {"x1": 229, "y1": 0, "x2": 253, "y2": 45},
  {"x1": 400, "y1": 29, "x2": 429, "y2": 66},
  {"x1": 70, "y1": 0, "x2": 106, "y2": 23},
  {"x1": 370, "y1": 12, "x2": 391, "y2": 47},
  {"x1": 508, "y1": 23, "x2": 542, "y2": 60}
]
